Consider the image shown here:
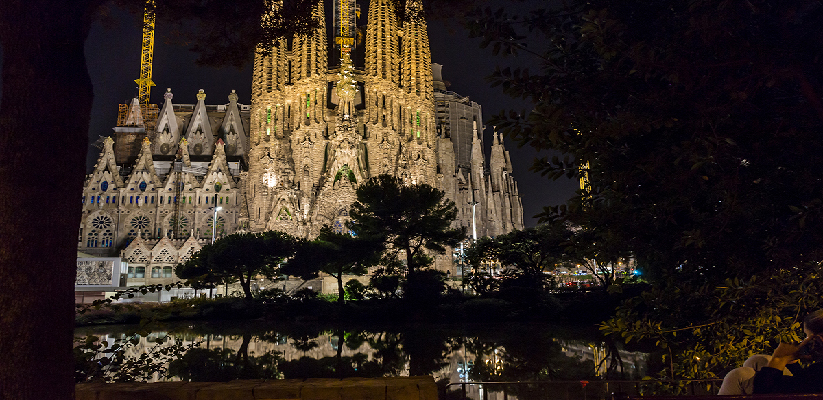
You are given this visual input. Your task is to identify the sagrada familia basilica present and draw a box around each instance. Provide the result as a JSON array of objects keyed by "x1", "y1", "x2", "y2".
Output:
[{"x1": 76, "y1": 0, "x2": 523, "y2": 292}]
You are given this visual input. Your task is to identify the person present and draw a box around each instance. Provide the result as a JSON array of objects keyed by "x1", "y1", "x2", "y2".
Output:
[
  {"x1": 718, "y1": 310, "x2": 823, "y2": 395},
  {"x1": 753, "y1": 310, "x2": 823, "y2": 393},
  {"x1": 717, "y1": 354, "x2": 792, "y2": 395}
]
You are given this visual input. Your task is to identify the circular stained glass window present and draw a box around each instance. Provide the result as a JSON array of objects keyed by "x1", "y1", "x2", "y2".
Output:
[
  {"x1": 91, "y1": 215, "x2": 113, "y2": 230},
  {"x1": 168, "y1": 216, "x2": 189, "y2": 231},
  {"x1": 139, "y1": 181, "x2": 147, "y2": 192},
  {"x1": 214, "y1": 182, "x2": 222, "y2": 192},
  {"x1": 101, "y1": 181, "x2": 109, "y2": 192},
  {"x1": 130, "y1": 215, "x2": 150, "y2": 230}
]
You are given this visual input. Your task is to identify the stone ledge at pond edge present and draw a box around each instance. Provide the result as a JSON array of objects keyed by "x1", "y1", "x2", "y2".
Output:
[{"x1": 76, "y1": 376, "x2": 438, "y2": 400}]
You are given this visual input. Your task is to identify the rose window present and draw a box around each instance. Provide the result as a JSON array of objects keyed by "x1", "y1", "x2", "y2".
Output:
[
  {"x1": 91, "y1": 215, "x2": 113, "y2": 230},
  {"x1": 168, "y1": 216, "x2": 189, "y2": 231},
  {"x1": 130, "y1": 215, "x2": 150, "y2": 230}
]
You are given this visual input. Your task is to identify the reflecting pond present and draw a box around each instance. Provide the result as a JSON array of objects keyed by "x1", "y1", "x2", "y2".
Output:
[{"x1": 75, "y1": 322, "x2": 649, "y2": 397}]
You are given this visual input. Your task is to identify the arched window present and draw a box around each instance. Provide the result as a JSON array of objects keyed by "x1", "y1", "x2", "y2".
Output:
[
  {"x1": 86, "y1": 214, "x2": 113, "y2": 247},
  {"x1": 130, "y1": 215, "x2": 151, "y2": 238},
  {"x1": 101, "y1": 230, "x2": 113, "y2": 247},
  {"x1": 86, "y1": 231, "x2": 99, "y2": 247}
]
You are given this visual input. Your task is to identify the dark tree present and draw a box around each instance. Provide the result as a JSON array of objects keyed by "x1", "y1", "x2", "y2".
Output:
[
  {"x1": 281, "y1": 225, "x2": 382, "y2": 304},
  {"x1": 469, "y1": 0, "x2": 823, "y2": 283},
  {"x1": 469, "y1": 0, "x2": 823, "y2": 384},
  {"x1": 168, "y1": 334, "x2": 282, "y2": 381},
  {"x1": 349, "y1": 174, "x2": 465, "y2": 278},
  {"x1": 176, "y1": 231, "x2": 300, "y2": 300},
  {"x1": 468, "y1": 223, "x2": 573, "y2": 276}
]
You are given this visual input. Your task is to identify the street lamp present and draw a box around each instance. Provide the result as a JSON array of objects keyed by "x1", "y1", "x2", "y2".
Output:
[{"x1": 211, "y1": 206, "x2": 222, "y2": 244}]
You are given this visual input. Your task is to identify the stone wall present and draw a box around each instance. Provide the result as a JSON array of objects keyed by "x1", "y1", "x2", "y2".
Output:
[{"x1": 76, "y1": 377, "x2": 438, "y2": 400}]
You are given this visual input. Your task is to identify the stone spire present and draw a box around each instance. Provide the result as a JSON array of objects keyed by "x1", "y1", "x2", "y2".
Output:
[
  {"x1": 123, "y1": 98, "x2": 144, "y2": 126},
  {"x1": 294, "y1": 0, "x2": 327, "y2": 81},
  {"x1": 400, "y1": 0, "x2": 432, "y2": 101},
  {"x1": 88, "y1": 137, "x2": 125, "y2": 189},
  {"x1": 490, "y1": 128, "x2": 506, "y2": 191},
  {"x1": 185, "y1": 89, "x2": 213, "y2": 156},
  {"x1": 252, "y1": 0, "x2": 288, "y2": 97},
  {"x1": 153, "y1": 88, "x2": 180, "y2": 155},
  {"x1": 366, "y1": 0, "x2": 399, "y2": 83},
  {"x1": 221, "y1": 90, "x2": 248, "y2": 157}
]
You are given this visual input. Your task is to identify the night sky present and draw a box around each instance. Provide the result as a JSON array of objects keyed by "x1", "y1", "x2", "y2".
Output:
[{"x1": 83, "y1": 4, "x2": 579, "y2": 227}]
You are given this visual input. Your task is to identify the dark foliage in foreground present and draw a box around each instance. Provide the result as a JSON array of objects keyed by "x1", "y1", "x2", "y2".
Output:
[{"x1": 75, "y1": 284, "x2": 644, "y2": 328}]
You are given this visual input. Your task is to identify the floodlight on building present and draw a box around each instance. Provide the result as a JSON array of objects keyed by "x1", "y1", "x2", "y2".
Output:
[{"x1": 212, "y1": 206, "x2": 223, "y2": 244}]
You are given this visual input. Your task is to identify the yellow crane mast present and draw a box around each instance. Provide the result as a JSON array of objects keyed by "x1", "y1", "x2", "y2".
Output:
[
  {"x1": 135, "y1": 0, "x2": 156, "y2": 106},
  {"x1": 117, "y1": 0, "x2": 158, "y2": 141}
]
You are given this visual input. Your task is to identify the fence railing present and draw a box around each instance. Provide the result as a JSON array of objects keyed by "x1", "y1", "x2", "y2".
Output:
[{"x1": 445, "y1": 379, "x2": 725, "y2": 400}]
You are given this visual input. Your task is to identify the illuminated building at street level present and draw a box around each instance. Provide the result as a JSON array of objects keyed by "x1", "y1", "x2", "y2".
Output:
[{"x1": 77, "y1": 0, "x2": 524, "y2": 285}]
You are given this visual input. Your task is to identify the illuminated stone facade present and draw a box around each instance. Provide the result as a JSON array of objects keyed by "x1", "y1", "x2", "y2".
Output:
[{"x1": 77, "y1": 0, "x2": 523, "y2": 284}]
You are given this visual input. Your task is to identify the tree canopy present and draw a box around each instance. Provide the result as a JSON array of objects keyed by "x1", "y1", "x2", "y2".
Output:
[
  {"x1": 348, "y1": 174, "x2": 466, "y2": 276},
  {"x1": 281, "y1": 225, "x2": 382, "y2": 304},
  {"x1": 468, "y1": 223, "x2": 576, "y2": 276},
  {"x1": 469, "y1": 0, "x2": 823, "y2": 387},
  {"x1": 470, "y1": 0, "x2": 823, "y2": 283},
  {"x1": 176, "y1": 231, "x2": 301, "y2": 300}
]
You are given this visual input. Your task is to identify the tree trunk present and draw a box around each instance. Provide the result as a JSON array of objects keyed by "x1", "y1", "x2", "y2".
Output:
[
  {"x1": 240, "y1": 274, "x2": 253, "y2": 300},
  {"x1": 335, "y1": 328, "x2": 344, "y2": 378},
  {"x1": 336, "y1": 272, "x2": 345, "y2": 304},
  {"x1": 0, "y1": 1, "x2": 97, "y2": 398},
  {"x1": 405, "y1": 246, "x2": 414, "y2": 275}
]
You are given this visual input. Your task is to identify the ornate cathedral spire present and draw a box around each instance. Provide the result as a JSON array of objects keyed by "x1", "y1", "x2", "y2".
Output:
[
  {"x1": 153, "y1": 88, "x2": 180, "y2": 156},
  {"x1": 252, "y1": 0, "x2": 288, "y2": 98},
  {"x1": 185, "y1": 89, "x2": 213, "y2": 156},
  {"x1": 366, "y1": 0, "x2": 399, "y2": 83},
  {"x1": 294, "y1": 0, "x2": 327, "y2": 81},
  {"x1": 400, "y1": 0, "x2": 432, "y2": 100}
]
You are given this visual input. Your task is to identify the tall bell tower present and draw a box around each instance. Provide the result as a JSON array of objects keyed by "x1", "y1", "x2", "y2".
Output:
[{"x1": 246, "y1": 0, "x2": 442, "y2": 238}]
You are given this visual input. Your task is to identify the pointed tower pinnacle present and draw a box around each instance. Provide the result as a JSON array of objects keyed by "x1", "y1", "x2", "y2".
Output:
[
  {"x1": 366, "y1": 0, "x2": 399, "y2": 83},
  {"x1": 185, "y1": 89, "x2": 214, "y2": 155},
  {"x1": 401, "y1": 0, "x2": 433, "y2": 100},
  {"x1": 123, "y1": 98, "x2": 145, "y2": 126},
  {"x1": 253, "y1": 0, "x2": 288, "y2": 97},
  {"x1": 295, "y1": 0, "x2": 327, "y2": 81}
]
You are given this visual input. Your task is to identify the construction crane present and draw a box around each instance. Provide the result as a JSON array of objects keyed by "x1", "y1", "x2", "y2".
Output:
[
  {"x1": 135, "y1": 0, "x2": 156, "y2": 106},
  {"x1": 116, "y1": 0, "x2": 158, "y2": 162}
]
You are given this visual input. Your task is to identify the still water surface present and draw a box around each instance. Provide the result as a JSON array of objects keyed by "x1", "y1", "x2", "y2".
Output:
[{"x1": 75, "y1": 322, "x2": 649, "y2": 395}]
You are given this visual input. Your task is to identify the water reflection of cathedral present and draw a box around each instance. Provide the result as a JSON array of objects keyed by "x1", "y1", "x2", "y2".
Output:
[
  {"x1": 87, "y1": 330, "x2": 648, "y2": 400},
  {"x1": 556, "y1": 340, "x2": 648, "y2": 379},
  {"x1": 76, "y1": 0, "x2": 524, "y2": 291}
]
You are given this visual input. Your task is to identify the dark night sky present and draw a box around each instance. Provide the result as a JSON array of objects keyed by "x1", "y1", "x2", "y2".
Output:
[{"x1": 82, "y1": 4, "x2": 579, "y2": 227}]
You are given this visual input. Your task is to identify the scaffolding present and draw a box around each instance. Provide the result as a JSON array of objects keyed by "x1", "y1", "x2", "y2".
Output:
[{"x1": 117, "y1": 103, "x2": 159, "y2": 131}]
